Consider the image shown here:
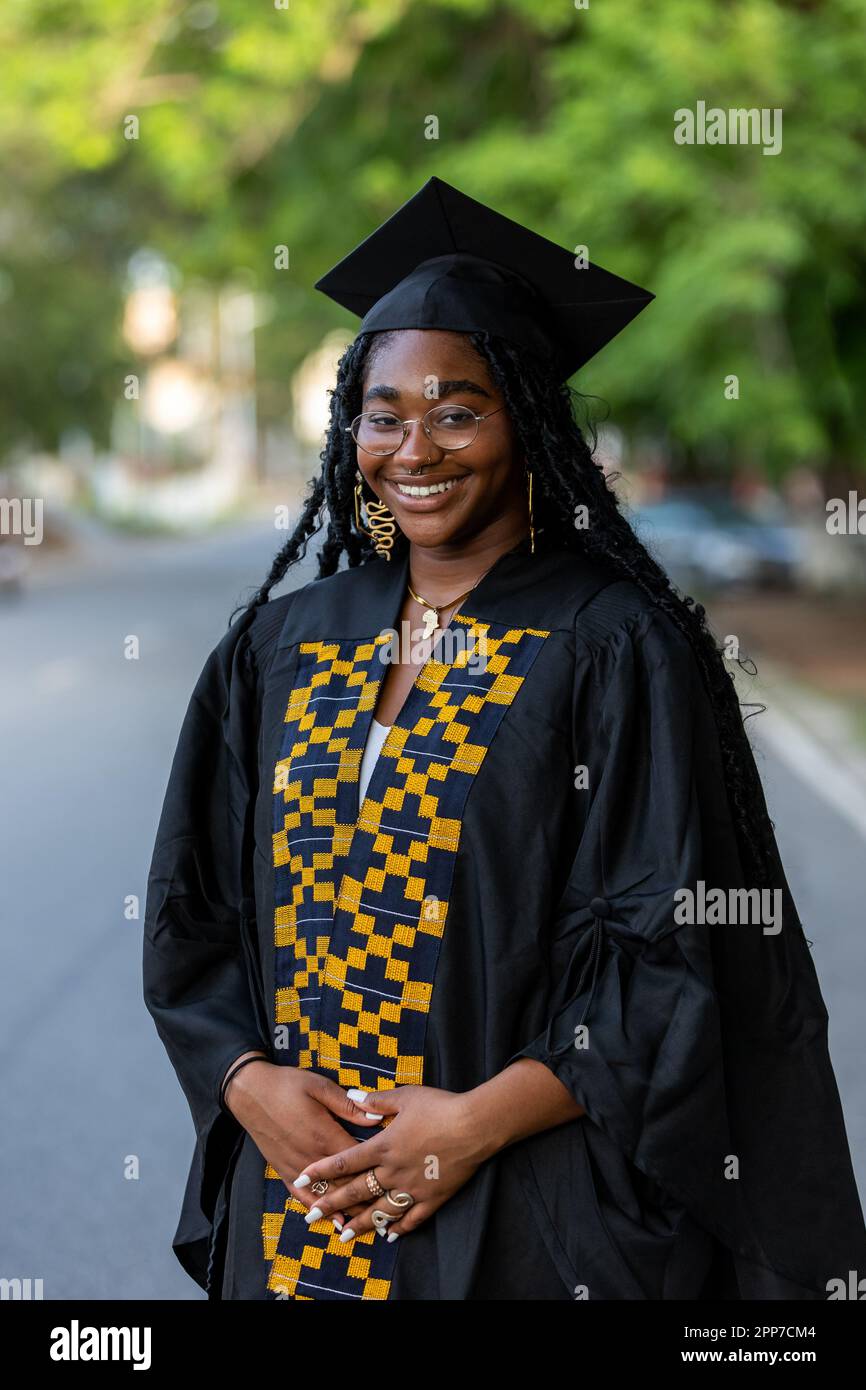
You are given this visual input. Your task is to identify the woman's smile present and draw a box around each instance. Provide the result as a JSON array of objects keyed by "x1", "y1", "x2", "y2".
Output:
[{"x1": 382, "y1": 471, "x2": 471, "y2": 509}]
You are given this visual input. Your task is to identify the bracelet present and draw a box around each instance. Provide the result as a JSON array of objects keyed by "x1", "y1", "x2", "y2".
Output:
[{"x1": 220, "y1": 1053, "x2": 268, "y2": 1115}]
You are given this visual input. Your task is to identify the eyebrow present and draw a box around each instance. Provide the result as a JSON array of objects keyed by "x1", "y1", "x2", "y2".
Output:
[{"x1": 362, "y1": 378, "x2": 493, "y2": 404}]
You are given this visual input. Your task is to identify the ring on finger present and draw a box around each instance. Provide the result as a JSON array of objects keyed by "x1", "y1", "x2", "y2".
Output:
[
  {"x1": 365, "y1": 1168, "x2": 385, "y2": 1198},
  {"x1": 371, "y1": 1190, "x2": 416, "y2": 1234},
  {"x1": 384, "y1": 1189, "x2": 415, "y2": 1212},
  {"x1": 371, "y1": 1208, "x2": 400, "y2": 1233}
]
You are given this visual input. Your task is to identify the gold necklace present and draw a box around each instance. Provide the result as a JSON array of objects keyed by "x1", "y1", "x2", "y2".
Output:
[{"x1": 407, "y1": 563, "x2": 496, "y2": 640}]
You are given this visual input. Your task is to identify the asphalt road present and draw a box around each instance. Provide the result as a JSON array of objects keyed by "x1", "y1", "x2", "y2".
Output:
[{"x1": 1, "y1": 520, "x2": 863, "y2": 1299}]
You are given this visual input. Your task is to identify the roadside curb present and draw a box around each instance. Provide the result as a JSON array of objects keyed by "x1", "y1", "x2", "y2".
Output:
[{"x1": 733, "y1": 657, "x2": 866, "y2": 838}]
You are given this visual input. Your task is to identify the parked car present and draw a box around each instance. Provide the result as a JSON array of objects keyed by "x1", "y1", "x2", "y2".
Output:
[{"x1": 629, "y1": 494, "x2": 801, "y2": 592}]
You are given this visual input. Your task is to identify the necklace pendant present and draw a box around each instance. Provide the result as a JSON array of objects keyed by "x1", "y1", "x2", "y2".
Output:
[{"x1": 421, "y1": 607, "x2": 439, "y2": 640}]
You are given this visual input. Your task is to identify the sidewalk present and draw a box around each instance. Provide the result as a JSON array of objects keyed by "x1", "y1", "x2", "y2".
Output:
[
  {"x1": 712, "y1": 593, "x2": 866, "y2": 838},
  {"x1": 712, "y1": 592, "x2": 866, "y2": 703}
]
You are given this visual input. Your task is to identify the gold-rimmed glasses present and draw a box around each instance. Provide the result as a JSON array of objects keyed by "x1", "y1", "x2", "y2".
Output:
[{"x1": 346, "y1": 403, "x2": 505, "y2": 456}]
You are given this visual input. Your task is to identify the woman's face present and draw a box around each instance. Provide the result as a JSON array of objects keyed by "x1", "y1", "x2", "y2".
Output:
[{"x1": 356, "y1": 329, "x2": 529, "y2": 551}]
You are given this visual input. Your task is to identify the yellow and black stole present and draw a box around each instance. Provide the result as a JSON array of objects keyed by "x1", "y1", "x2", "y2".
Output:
[{"x1": 262, "y1": 612, "x2": 549, "y2": 1299}]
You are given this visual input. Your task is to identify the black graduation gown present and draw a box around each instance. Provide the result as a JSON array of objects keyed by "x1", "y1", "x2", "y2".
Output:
[{"x1": 142, "y1": 536, "x2": 866, "y2": 1300}]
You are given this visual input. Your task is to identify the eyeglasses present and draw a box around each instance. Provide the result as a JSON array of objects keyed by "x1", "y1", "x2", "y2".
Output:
[{"x1": 346, "y1": 403, "x2": 505, "y2": 456}]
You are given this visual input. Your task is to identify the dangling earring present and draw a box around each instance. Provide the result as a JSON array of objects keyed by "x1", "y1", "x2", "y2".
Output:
[
  {"x1": 354, "y1": 469, "x2": 398, "y2": 561},
  {"x1": 525, "y1": 467, "x2": 536, "y2": 554}
]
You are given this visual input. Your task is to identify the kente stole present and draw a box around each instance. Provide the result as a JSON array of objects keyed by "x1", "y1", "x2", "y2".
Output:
[{"x1": 262, "y1": 613, "x2": 549, "y2": 1299}]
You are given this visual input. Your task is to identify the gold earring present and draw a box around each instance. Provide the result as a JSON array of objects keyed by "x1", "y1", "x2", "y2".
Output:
[
  {"x1": 526, "y1": 467, "x2": 535, "y2": 554},
  {"x1": 354, "y1": 470, "x2": 398, "y2": 561}
]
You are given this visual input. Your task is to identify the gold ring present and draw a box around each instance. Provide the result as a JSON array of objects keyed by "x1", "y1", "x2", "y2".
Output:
[
  {"x1": 371, "y1": 1208, "x2": 398, "y2": 1232},
  {"x1": 385, "y1": 1189, "x2": 415, "y2": 1210},
  {"x1": 365, "y1": 1169, "x2": 386, "y2": 1198}
]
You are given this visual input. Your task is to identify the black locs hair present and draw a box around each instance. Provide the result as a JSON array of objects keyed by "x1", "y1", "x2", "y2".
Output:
[{"x1": 235, "y1": 329, "x2": 779, "y2": 889}]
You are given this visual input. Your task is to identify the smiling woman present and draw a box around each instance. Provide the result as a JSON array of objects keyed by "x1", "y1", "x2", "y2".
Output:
[
  {"x1": 353, "y1": 333, "x2": 524, "y2": 562},
  {"x1": 143, "y1": 177, "x2": 866, "y2": 1302}
]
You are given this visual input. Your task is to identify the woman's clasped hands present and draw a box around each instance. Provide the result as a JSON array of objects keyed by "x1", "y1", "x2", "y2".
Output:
[{"x1": 292, "y1": 1083, "x2": 493, "y2": 1242}]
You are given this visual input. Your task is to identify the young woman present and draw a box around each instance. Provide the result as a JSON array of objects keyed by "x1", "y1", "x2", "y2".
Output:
[{"x1": 143, "y1": 178, "x2": 865, "y2": 1300}]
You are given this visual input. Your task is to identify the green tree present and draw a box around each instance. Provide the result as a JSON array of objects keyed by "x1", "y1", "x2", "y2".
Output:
[{"x1": 0, "y1": 0, "x2": 863, "y2": 478}]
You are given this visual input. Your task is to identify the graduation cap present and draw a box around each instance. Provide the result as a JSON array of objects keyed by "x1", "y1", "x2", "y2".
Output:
[{"x1": 314, "y1": 176, "x2": 654, "y2": 382}]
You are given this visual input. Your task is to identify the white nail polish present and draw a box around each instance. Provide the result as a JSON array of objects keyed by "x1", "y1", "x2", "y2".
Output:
[
  {"x1": 305, "y1": 1206, "x2": 323, "y2": 1224},
  {"x1": 292, "y1": 1174, "x2": 311, "y2": 1188},
  {"x1": 387, "y1": 1231, "x2": 400, "y2": 1243},
  {"x1": 332, "y1": 1218, "x2": 343, "y2": 1232},
  {"x1": 365, "y1": 1112, "x2": 380, "y2": 1121},
  {"x1": 346, "y1": 1088, "x2": 368, "y2": 1103},
  {"x1": 339, "y1": 1227, "x2": 355, "y2": 1243}
]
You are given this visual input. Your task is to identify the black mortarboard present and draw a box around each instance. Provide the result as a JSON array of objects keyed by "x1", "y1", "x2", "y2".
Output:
[{"x1": 314, "y1": 176, "x2": 654, "y2": 382}]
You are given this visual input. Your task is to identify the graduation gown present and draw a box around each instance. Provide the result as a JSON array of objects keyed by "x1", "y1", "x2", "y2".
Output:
[{"x1": 142, "y1": 536, "x2": 866, "y2": 1300}]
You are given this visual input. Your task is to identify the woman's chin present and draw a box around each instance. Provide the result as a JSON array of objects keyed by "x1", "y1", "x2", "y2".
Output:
[{"x1": 390, "y1": 503, "x2": 476, "y2": 550}]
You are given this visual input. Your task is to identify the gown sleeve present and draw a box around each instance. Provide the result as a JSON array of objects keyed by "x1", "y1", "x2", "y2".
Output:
[
  {"x1": 505, "y1": 599, "x2": 866, "y2": 1298},
  {"x1": 142, "y1": 609, "x2": 271, "y2": 1292}
]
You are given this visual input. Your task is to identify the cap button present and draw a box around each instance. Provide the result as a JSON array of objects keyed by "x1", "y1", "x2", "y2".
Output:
[{"x1": 589, "y1": 896, "x2": 612, "y2": 919}]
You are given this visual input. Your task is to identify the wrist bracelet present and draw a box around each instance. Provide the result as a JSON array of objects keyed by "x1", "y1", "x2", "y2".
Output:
[{"x1": 220, "y1": 1053, "x2": 268, "y2": 1114}]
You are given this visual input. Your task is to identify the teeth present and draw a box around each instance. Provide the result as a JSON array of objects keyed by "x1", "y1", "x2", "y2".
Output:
[{"x1": 395, "y1": 477, "x2": 461, "y2": 497}]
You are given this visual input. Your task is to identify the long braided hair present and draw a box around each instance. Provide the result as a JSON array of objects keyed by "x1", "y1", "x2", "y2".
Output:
[{"x1": 234, "y1": 328, "x2": 778, "y2": 887}]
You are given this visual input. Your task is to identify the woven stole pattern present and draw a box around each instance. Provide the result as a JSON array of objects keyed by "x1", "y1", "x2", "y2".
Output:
[{"x1": 262, "y1": 614, "x2": 549, "y2": 1300}]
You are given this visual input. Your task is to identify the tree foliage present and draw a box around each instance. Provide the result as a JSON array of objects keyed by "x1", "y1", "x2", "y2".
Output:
[{"x1": 0, "y1": 0, "x2": 863, "y2": 474}]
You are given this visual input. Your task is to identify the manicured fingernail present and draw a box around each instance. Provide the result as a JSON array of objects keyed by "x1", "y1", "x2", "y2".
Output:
[
  {"x1": 292, "y1": 1174, "x2": 311, "y2": 1188},
  {"x1": 365, "y1": 1112, "x2": 380, "y2": 1121},
  {"x1": 346, "y1": 1088, "x2": 368, "y2": 1103},
  {"x1": 332, "y1": 1217, "x2": 343, "y2": 1232},
  {"x1": 305, "y1": 1206, "x2": 324, "y2": 1224},
  {"x1": 387, "y1": 1231, "x2": 400, "y2": 1243},
  {"x1": 339, "y1": 1227, "x2": 355, "y2": 1243}
]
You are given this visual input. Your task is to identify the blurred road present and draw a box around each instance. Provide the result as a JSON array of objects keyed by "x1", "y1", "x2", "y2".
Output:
[{"x1": 1, "y1": 521, "x2": 864, "y2": 1299}]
